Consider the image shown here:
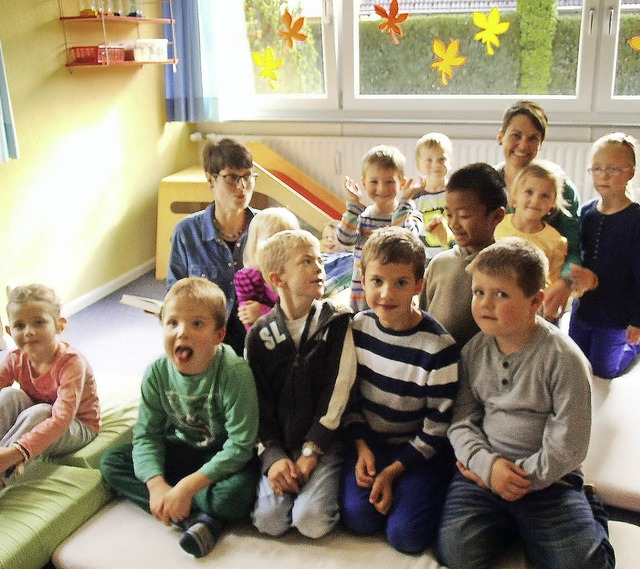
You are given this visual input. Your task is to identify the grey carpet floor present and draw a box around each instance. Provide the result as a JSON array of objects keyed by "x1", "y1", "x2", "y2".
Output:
[{"x1": 61, "y1": 271, "x2": 166, "y2": 378}]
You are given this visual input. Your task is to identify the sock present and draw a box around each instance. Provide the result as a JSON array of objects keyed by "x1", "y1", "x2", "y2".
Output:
[{"x1": 178, "y1": 513, "x2": 223, "y2": 558}]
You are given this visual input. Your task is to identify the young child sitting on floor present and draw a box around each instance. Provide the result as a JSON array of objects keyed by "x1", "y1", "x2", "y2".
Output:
[
  {"x1": 337, "y1": 144, "x2": 423, "y2": 313},
  {"x1": 413, "y1": 132, "x2": 454, "y2": 259},
  {"x1": 246, "y1": 229, "x2": 357, "y2": 539},
  {"x1": 320, "y1": 220, "x2": 354, "y2": 299},
  {"x1": 496, "y1": 160, "x2": 568, "y2": 287},
  {"x1": 235, "y1": 207, "x2": 300, "y2": 330},
  {"x1": 100, "y1": 278, "x2": 259, "y2": 559},
  {"x1": 0, "y1": 284, "x2": 100, "y2": 482},
  {"x1": 422, "y1": 163, "x2": 507, "y2": 346},
  {"x1": 340, "y1": 226, "x2": 459, "y2": 554},
  {"x1": 437, "y1": 238, "x2": 614, "y2": 569}
]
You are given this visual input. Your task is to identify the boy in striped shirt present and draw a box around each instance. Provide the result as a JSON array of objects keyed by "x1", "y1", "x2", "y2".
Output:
[{"x1": 340, "y1": 226, "x2": 459, "y2": 554}]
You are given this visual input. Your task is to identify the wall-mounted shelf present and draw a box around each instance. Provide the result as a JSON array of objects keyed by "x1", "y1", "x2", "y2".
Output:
[
  {"x1": 60, "y1": 14, "x2": 173, "y2": 24},
  {"x1": 58, "y1": 1, "x2": 178, "y2": 69}
]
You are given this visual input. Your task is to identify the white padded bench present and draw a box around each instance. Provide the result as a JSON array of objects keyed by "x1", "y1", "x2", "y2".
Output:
[
  {"x1": 50, "y1": 498, "x2": 640, "y2": 569},
  {"x1": 582, "y1": 372, "x2": 640, "y2": 513},
  {"x1": 52, "y1": 364, "x2": 640, "y2": 569},
  {"x1": 52, "y1": 498, "x2": 528, "y2": 569}
]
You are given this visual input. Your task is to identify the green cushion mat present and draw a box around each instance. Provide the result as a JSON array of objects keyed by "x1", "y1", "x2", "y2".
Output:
[{"x1": 0, "y1": 462, "x2": 113, "y2": 569}]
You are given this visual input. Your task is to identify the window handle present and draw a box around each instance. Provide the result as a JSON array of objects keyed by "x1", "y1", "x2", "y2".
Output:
[
  {"x1": 323, "y1": 0, "x2": 333, "y2": 25},
  {"x1": 608, "y1": 8, "x2": 614, "y2": 35},
  {"x1": 588, "y1": 8, "x2": 594, "y2": 35}
]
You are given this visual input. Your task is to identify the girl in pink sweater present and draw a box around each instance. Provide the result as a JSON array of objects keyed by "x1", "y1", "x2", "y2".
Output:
[
  {"x1": 235, "y1": 207, "x2": 300, "y2": 330},
  {"x1": 0, "y1": 284, "x2": 100, "y2": 480}
]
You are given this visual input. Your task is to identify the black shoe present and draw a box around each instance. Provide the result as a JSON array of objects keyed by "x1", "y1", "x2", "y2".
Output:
[{"x1": 178, "y1": 514, "x2": 223, "y2": 558}]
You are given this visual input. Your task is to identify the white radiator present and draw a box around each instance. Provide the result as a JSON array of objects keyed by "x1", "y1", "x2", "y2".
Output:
[{"x1": 253, "y1": 135, "x2": 596, "y2": 204}]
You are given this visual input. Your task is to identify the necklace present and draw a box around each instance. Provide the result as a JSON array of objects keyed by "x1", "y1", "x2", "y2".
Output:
[{"x1": 214, "y1": 215, "x2": 247, "y2": 241}]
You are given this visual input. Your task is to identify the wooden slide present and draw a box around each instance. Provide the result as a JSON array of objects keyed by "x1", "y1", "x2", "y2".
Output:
[{"x1": 155, "y1": 142, "x2": 344, "y2": 279}]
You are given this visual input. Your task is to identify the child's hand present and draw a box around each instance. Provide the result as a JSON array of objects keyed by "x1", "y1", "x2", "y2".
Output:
[
  {"x1": 426, "y1": 214, "x2": 452, "y2": 247},
  {"x1": 295, "y1": 454, "x2": 318, "y2": 487},
  {"x1": 162, "y1": 484, "x2": 194, "y2": 525},
  {"x1": 368, "y1": 462, "x2": 404, "y2": 515},
  {"x1": 627, "y1": 325, "x2": 640, "y2": 345},
  {"x1": 267, "y1": 458, "x2": 300, "y2": 495},
  {"x1": 542, "y1": 278, "x2": 572, "y2": 321},
  {"x1": 568, "y1": 264, "x2": 598, "y2": 294},
  {"x1": 0, "y1": 445, "x2": 22, "y2": 475},
  {"x1": 238, "y1": 301, "x2": 264, "y2": 327},
  {"x1": 456, "y1": 461, "x2": 489, "y2": 489},
  {"x1": 354, "y1": 439, "x2": 376, "y2": 488},
  {"x1": 413, "y1": 177, "x2": 427, "y2": 193},
  {"x1": 489, "y1": 458, "x2": 531, "y2": 502},
  {"x1": 398, "y1": 177, "x2": 418, "y2": 201},
  {"x1": 344, "y1": 176, "x2": 363, "y2": 206},
  {"x1": 146, "y1": 476, "x2": 173, "y2": 525}
]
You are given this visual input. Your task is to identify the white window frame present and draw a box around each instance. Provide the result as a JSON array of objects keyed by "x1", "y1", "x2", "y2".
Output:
[
  {"x1": 218, "y1": 0, "x2": 339, "y2": 122},
  {"x1": 221, "y1": 0, "x2": 640, "y2": 126},
  {"x1": 592, "y1": 0, "x2": 640, "y2": 115}
]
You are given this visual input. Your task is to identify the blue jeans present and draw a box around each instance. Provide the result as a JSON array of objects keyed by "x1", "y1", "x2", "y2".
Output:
[
  {"x1": 340, "y1": 442, "x2": 454, "y2": 554},
  {"x1": 569, "y1": 308, "x2": 640, "y2": 379},
  {"x1": 436, "y1": 471, "x2": 615, "y2": 569},
  {"x1": 251, "y1": 448, "x2": 342, "y2": 539}
]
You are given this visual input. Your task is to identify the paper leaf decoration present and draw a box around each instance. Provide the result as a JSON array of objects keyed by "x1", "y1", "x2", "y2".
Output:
[
  {"x1": 279, "y1": 9, "x2": 308, "y2": 49},
  {"x1": 473, "y1": 7, "x2": 510, "y2": 56},
  {"x1": 374, "y1": 0, "x2": 409, "y2": 45},
  {"x1": 629, "y1": 37, "x2": 640, "y2": 51},
  {"x1": 431, "y1": 39, "x2": 467, "y2": 86},
  {"x1": 252, "y1": 48, "x2": 283, "y2": 90}
]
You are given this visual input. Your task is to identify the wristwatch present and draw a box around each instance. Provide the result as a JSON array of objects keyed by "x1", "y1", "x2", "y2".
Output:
[{"x1": 301, "y1": 441, "x2": 323, "y2": 458}]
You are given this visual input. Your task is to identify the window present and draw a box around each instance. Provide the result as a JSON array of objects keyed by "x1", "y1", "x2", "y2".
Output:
[
  {"x1": 213, "y1": 0, "x2": 337, "y2": 121},
  {"x1": 209, "y1": 1, "x2": 640, "y2": 124}
]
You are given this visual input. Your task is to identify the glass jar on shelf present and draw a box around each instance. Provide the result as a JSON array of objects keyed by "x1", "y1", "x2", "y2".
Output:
[
  {"x1": 78, "y1": 0, "x2": 97, "y2": 17},
  {"x1": 126, "y1": 0, "x2": 143, "y2": 17}
]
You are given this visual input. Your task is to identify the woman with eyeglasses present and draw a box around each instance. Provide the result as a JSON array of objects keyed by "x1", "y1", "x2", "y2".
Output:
[
  {"x1": 495, "y1": 101, "x2": 581, "y2": 322},
  {"x1": 167, "y1": 138, "x2": 259, "y2": 355},
  {"x1": 567, "y1": 133, "x2": 640, "y2": 378}
]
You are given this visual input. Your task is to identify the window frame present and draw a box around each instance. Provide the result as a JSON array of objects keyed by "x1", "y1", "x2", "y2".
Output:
[
  {"x1": 220, "y1": 0, "x2": 339, "y2": 122},
  {"x1": 223, "y1": 0, "x2": 640, "y2": 126}
]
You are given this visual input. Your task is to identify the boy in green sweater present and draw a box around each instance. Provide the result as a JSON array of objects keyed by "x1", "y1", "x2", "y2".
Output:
[{"x1": 100, "y1": 277, "x2": 259, "y2": 558}]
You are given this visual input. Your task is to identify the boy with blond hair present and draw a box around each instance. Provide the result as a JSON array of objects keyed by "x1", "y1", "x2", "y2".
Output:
[
  {"x1": 246, "y1": 229, "x2": 357, "y2": 539},
  {"x1": 437, "y1": 238, "x2": 614, "y2": 569},
  {"x1": 100, "y1": 278, "x2": 259, "y2": 559},
  {"x1": 423, "y1": 163, "x2": 507, "y2": 346},
  {"x1": 337, "y1": 144, "x2": 423, "y2": 312},
  {"x1": 414, "y1": 132, "x2": 453, "y2": 259},
  {"x1": 340, "y1": 226, "x2": 459, "y2": 554}
]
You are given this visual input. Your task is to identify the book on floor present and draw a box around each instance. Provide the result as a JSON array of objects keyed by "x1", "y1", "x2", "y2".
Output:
[{"x1": 120, "y1": 294, "x2": 163, "y2": 316}]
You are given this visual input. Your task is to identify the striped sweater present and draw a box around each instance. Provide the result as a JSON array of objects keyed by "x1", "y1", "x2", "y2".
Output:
[
  {"x1": 343, "y1": 310, "x2": 459, "y2": 469},
  {"x1": 336, "y1": 201, "x2": 424, "y2": 313}
]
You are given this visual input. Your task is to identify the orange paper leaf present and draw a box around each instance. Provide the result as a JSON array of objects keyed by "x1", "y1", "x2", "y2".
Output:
[
  {"x1": 374, "y1": 0, "x2": 409, "y2": 45},
  {"x1": 278, "y1": 9, "x2": 308, "y2": 49}
]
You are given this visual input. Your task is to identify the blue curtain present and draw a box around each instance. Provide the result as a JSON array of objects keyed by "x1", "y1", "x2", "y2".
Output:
[
  {"x1": 0, "y1": 40, "x2": 18, "y2": 162},
  {"x1": 164, "y1": 0, "x2": 219, "y2": 122}
]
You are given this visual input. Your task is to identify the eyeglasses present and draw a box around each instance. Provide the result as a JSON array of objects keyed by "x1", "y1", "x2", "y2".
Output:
[
  {"x1": 587, "y1": 166, "x2": 633, "y2": 176},
  {"x1": 214, "y1": 173, "x2": 258, "y2": 187}
]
